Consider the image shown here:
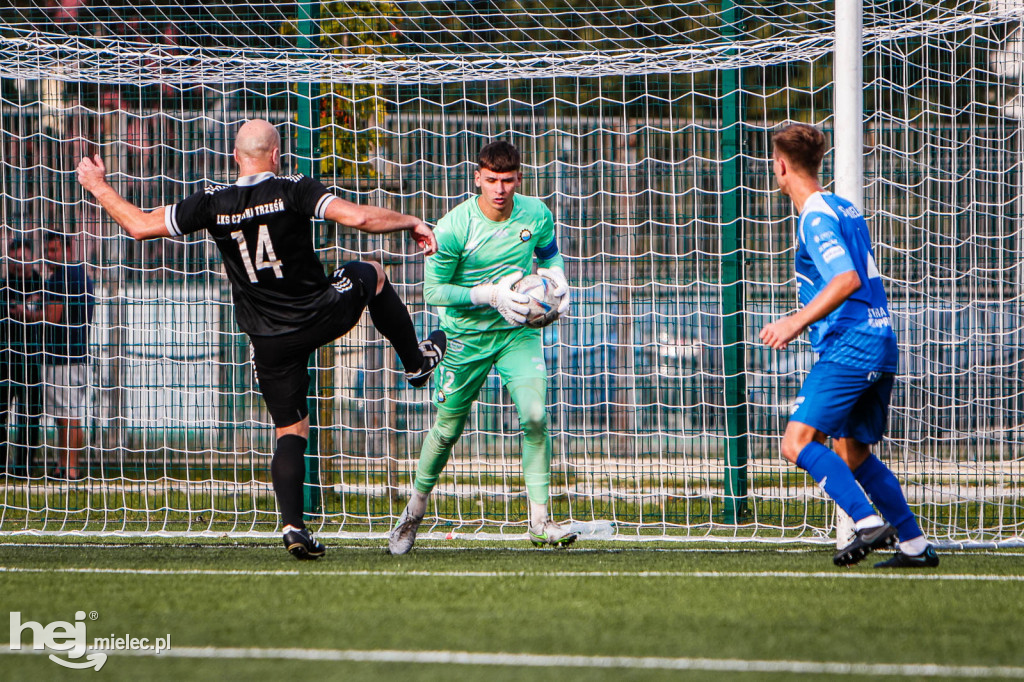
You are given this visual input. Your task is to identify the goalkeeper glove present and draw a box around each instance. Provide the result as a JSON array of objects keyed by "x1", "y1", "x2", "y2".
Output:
[
  {"x1": 537, "y1": 266, "x2": 571, "y2": 315},
  {"x1": 470, "y1": 272, "x2": 530, "y2": 326}
]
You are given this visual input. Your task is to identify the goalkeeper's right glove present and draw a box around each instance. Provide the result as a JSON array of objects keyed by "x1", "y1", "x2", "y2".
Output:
[{"x1": 470, "y1": 272, "x2": 530, "y2": 326}]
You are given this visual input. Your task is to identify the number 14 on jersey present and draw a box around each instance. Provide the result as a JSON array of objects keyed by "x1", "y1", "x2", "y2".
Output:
[{"x1": 232, "y1": 224, "x2": 283, "y2": 283}]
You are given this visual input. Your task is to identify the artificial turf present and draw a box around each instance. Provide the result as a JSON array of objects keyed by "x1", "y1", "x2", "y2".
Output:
[{"x1": 1, "y1": 537, "x2": 1022, "y2": 681}]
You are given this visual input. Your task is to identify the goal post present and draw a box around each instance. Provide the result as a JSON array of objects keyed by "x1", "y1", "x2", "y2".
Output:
[
  {"x1": 295, "y1": 0, "x2": 323, "y2": 519},
  {"x1": 720, "y1": 0, "x2": 749, "y2": 526},
  {"x1": 0, "y1": 1, "x2": 1022, "y2": 546},
  {"x1": 832, "y1": 0, "x2": 864, "y2": 546},
  {"x1": 834, "y1": 0, "x2": 865, "y2": 212}
]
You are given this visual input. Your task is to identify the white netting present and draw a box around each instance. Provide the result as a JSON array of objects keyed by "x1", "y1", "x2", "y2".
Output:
[
  {"x1": 0, "y1": 1, "x2": 1022, "y2": 545},
  {"x1": 2, "y1": 2, "x2": 1020, "y2": 83}
]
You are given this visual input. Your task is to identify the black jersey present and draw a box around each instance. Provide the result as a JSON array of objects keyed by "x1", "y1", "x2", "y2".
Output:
[{"x1": 166, "y1": 172, "x2": 340, "y2": 336}]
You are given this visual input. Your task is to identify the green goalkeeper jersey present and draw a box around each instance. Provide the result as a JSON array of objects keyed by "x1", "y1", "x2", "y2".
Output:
[{"x1": 425, "y1": 193, "x2": 564, "y2": 334}]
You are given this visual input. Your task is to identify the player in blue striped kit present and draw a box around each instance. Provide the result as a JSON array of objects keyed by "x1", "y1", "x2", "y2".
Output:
[{"x1": 760, "y1": 123, "x2": 938, "y2": 568}]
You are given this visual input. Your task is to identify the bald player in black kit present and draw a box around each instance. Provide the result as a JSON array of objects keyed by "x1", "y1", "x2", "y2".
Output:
[{"x1": 77, "y1": 119, "x2": 445, "y2": 559}]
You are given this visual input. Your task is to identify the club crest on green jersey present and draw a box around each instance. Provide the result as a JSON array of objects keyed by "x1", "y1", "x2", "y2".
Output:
[{"x1": 519, "y1": 229, "x2": 532, "y2": 242}]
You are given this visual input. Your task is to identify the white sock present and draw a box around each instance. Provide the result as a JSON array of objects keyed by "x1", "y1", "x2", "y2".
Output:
[
  {"x1": 854, "y1": 514, "x2": 885, "y2": 531},
  {"x1": 407, "y1": 490, "x2": 429, "y2": 518},
  {"x1": 529, "y1": 500, "x2": 548, "y2": 529},
  {"x1": 899, "y1": 536, "x2": 930, "y2": 556}
]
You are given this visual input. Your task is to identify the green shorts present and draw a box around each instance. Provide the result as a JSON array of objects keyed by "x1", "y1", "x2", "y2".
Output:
[{"x1": 433, "y1": 326, "x2": 546, "y2": 414}]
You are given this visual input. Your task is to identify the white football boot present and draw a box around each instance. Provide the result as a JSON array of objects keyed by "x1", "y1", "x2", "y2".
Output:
[
  {"x1": 388, "y1": 504, "x2": 424, "y2": 555},
  {"x1": 528, "y1": 520, "x2": 578, "y2": 548}
]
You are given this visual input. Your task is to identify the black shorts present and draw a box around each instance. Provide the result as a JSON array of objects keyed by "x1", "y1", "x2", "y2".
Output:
[{"x1": 249, "y1": 261, "x2": 378, "y2": 427}]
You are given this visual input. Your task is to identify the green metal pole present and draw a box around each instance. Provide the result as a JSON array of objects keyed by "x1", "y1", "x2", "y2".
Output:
[
  {"x1": 721, "y1": 0, "x2": 749, "y2": 524},
  {"x1": 296, "y1": 0, "x2": 322, "y2": 518}
]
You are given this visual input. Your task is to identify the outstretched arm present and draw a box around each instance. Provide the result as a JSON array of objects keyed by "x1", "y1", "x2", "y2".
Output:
[
  {"x1": 76, "y1": 154, "x2": 170, "y2": 241},
  {"x1": 322, "y1": 197, "x2": 437, "y2": 256}
]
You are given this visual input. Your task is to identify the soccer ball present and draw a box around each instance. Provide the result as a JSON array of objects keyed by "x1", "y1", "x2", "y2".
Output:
[{"x1": 513, "y1": 274, "x2": 563, "y2": 328}]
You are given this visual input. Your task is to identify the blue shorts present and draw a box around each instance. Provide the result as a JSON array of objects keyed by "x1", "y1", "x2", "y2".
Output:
[{"x1": 789, "y1": 361, "x2": 894, "y2": 445}]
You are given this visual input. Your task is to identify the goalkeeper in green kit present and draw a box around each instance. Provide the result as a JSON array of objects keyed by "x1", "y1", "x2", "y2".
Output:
[{"x1": 389, "y1": 141, "x2": 576, "y2": 554}]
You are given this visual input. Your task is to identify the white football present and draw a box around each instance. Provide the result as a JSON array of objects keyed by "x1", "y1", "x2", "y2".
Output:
[{"x1": 513, "y1": 274, "x2": 563, "y2": 328}]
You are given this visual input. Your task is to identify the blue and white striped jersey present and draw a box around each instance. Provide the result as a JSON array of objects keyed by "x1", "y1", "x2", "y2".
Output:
[{"x1": 795, "y1": 192, "x2": 899, "y2": 371}]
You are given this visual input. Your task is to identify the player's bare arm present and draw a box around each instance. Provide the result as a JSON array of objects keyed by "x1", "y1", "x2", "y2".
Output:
[
  {"x1": 759, "y1": 269, "x2": 861, "y2": 350},
  {"x1": 76, "y1": 154, "x2": 171, "y2": 241},
  {"x1": 322, "y1": 196, "x2": 437, "y2": 255}
]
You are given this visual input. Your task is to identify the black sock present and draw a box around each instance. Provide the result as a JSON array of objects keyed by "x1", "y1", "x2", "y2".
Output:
[
  {"x1": 368, "y1": 278, "x2": 421, "y2": 372},
  {"x1": 271, "y1": 434, "x2": 308, "y2": 529}
]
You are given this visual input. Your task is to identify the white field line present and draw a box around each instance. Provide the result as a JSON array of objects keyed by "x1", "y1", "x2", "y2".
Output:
[
  {"x1": 2, "y1": 645, "x2": 1024, "y2": 678},
  {"x1": 2, "y1": 532, "x2": 1023, "y2": 552},
  {"x1": 0, "y1": 542, "x2": 813, "y2": 553},
  {"x1": 1, "y1": 566, "x2": 1023, "y2": 581},
  {"x1": 2, "y1": 542, "x2": 1024, "y2": 557}
]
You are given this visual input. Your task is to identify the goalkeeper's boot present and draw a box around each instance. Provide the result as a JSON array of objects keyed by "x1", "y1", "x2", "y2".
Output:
[
  {"x1": 874, "y1": 545, "x2": 940, "y2": 569},
  {"x1": 833, "y1": 522, "x2": 898, "y2": 567},
  {"x1": 407, "y1": 330, "x2": 447, "y2": 388},
  {"x1": 282, "y1": 525, "x2": 326, "y2": 560},
  {"x1": 388, "y1": 505, "x2": 424, "y2": 555},
  {"x1": 529, "y1": 521, "x2": 578, "y2": 549}
]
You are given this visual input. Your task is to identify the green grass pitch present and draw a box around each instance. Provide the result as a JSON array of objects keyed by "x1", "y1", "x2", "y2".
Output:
[{"x1": 1, "y1": 537, "x2": 1023, "y2": 681}]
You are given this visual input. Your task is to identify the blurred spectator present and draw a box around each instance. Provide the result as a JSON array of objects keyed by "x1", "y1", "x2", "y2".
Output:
[
  {"x1": 26, "y1": 231, "x2": 95, "y2": 480},
  {"x1": 1, "y1": 237, "x2": 44, "y2": 476}
]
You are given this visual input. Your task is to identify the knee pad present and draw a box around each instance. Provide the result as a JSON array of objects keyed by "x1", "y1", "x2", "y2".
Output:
[{"x1": 331, "y1": 261, "x2": 379, "y2": 295}]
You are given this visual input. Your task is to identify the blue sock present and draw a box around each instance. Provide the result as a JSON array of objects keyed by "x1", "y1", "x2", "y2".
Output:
[
  {"x1": 854, "y1": 454, "x2": 923, "y2": 541},
  {"x1": 796, "y1": 441, "x2": 876, "y2": 522}
]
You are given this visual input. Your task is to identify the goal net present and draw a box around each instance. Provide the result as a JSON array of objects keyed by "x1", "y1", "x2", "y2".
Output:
[{"x1": 1, "y1": 0, "x2": 1022, "y2": 545}]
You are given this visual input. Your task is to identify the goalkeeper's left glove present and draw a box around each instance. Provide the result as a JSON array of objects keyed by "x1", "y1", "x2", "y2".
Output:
[{"x1": 537, "y1": 266, "x2": 571, "y2": 315}]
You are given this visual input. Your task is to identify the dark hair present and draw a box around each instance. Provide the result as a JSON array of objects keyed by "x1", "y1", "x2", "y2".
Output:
[
  {"x1": 9, "y1": 237, "x2": 32, "y2": 251},
  {"x1": 772, "y1": 123, "x2": 827, "y2": 176},
  {"x1": 478, "y1": 140, "x2": 520, "y2": 173},
  {"x1": 44, "y1": 230, "x2": 72, "y2": 248}
]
